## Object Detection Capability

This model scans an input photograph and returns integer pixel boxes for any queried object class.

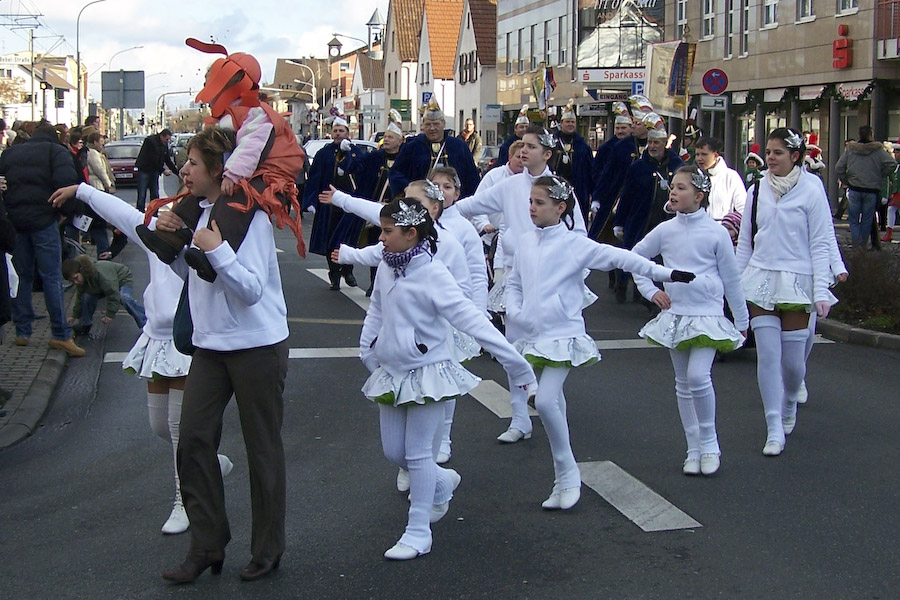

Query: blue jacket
[389,131,480,198]
[303,141,366,256]
[588,135,647,239]
[549,131,593,220]
[614,149,683,250]
[496,133,520,167]
[357,148,398,203]
[591,137,618,187]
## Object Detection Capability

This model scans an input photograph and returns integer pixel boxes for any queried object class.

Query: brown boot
[881,228,893,242]
[48,338,86,357]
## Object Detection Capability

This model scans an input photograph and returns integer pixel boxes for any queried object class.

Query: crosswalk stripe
[307,268,370,311]
[466,379,538,418]
[578,460,703,532]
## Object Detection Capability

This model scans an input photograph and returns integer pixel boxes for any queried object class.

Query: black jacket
[135,134,177,174]
[0,195,14,326]
[0,130,80,232]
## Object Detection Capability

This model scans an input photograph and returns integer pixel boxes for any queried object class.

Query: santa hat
[515,104,530,126]
[744,143,763,167]
[807,132,819,146]
[804,154,825,171]
[386,109,403,137]
[642,112,667,139]
[807,144,822,159]
[560,99,577,121]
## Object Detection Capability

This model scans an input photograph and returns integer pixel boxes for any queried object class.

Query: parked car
[478,145,500,175]
[303,139,378,166]
[103,140,143,187]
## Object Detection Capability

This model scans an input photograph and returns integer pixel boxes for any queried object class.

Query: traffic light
[39,81,53,91]
[139,111,145,126]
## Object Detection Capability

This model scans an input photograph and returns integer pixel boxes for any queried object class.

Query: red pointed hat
[186,38,262,118]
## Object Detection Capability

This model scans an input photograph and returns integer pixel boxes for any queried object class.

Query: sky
[0,0,389,111]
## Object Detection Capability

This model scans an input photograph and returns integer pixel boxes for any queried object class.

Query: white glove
[340,139,352,152]
[590,200,600,212]
[613,226,624,240]
[306,205,316,214]
[882,197,889,206]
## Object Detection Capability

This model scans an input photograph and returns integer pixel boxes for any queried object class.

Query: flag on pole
[533,64,556,109]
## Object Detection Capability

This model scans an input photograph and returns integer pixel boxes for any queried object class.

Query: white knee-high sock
[167,388,185,502]
[507,375,532,433]
[781,329,809,419]
[147,392,170,441]
[686,347,719,456]
[439,399,456,456]
[534,367,579,490]
[399,402,444,553]
[669,350,700,460]
[751,315,785,444]
[887,205,899,228]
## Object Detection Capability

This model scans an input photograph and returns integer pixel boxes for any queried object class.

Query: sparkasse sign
[577,68,645,84]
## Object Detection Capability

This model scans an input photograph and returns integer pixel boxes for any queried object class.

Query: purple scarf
[382,239,430,278]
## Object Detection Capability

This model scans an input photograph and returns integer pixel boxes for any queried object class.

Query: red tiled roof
[391,0,426,62]
[468,0,497,67]
[356,53,385,89]
[425,0,464,80]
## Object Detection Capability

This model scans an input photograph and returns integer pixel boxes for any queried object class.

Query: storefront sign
[798,85,825,101]
[732,91,748,104]
[838,81,869,100]
[700,95,728,112]
[763,88,786,103]
[586,90,628,101]
[578,68,645,84]
[577,103,610,117]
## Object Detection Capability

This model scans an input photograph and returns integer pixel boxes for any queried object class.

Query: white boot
[161,488,189,535]
[217,454,233,477]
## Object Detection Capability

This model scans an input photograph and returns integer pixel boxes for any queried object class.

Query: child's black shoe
[136,225,192,264]
[184,248,217,282]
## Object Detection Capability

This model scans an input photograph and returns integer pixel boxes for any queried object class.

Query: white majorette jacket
[506,222,674,341]
[330,190,472,299]
[76,183,182,341]
[450,166,587,269]
[438,207,489,314]
[706,156,747,220]
[359,252,533,386]
[735,170,835,303]
[170,200,288,351]
[632,208,750,330]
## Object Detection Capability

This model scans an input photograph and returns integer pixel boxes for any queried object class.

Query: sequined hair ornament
[690,168,712,193]
[423,179,444,203]
[391,200,428,227]
[538,128,557,148]
[784,130,804,150]
[547,177,573,202]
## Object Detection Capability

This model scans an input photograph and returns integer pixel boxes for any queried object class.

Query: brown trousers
[177,339,289,561]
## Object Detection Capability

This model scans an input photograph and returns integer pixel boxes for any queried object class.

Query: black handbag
[173,280,195,356]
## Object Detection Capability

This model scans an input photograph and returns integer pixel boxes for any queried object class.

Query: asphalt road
[1,190,899,599]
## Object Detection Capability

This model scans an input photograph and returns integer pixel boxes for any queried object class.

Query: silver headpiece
[784,130,804,150]
[691,168,712,193]
[391,200,428,227]
[424,179,444,203]
[538,128,556,149]
[547,177,573,201]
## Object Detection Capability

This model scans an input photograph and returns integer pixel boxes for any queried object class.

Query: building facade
[454,0,499,145]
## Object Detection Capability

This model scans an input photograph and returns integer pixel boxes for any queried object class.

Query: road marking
[466,379,538,417]
[287,317,365,325]
[578,460,702,532]
[307,268,370,311]
[288,347,358,359]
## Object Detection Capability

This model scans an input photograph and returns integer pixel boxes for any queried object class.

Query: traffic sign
[422,91,433,105]
[702,69,728,96]
[631,81,645,96]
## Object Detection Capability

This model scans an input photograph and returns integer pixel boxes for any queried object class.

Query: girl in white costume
[506,176,687,509]
[49,183,232,535]
[735,128,838,456]
[361,197,536,560]
[631,166,748,476]
[450,126,589,444]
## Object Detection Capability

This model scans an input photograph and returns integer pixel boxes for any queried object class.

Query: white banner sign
[578,68,645,84]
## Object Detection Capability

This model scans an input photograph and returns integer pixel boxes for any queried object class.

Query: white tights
[534,366,580,491]
[751,315,809,445]
[668,347,719,458]
[147,388,184,502]
[887,205,899,228]
[379,401,457,553]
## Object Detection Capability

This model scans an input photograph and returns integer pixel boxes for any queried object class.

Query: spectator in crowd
[62,254,146,335]
[496,104,530,167]
[0,122,84,356]
[835,125,897,250]
[458,118,483,163]
[693,136,745,219]
[135,128,177,212]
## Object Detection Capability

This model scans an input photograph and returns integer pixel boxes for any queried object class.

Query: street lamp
[108,45,143,71]
[76,0,110,126]
[286,59,318,106]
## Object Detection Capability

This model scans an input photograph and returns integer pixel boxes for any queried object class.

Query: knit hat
[721,211,741,235]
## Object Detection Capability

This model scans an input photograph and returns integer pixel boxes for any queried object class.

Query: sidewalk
[0,290,76,449]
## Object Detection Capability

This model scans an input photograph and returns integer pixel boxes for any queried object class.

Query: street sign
[422,91,433,105]
[390,98,412,120]
[363,105,381,113]
[699,94,728,112]
[100,70,145,109]
[701,69,728,96]
[577,102,609,117]
[483,103,502,124]
[631,81,645,96]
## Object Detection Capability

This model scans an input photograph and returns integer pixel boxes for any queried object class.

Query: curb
[817,318,900,351]
[0,348,68,450]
